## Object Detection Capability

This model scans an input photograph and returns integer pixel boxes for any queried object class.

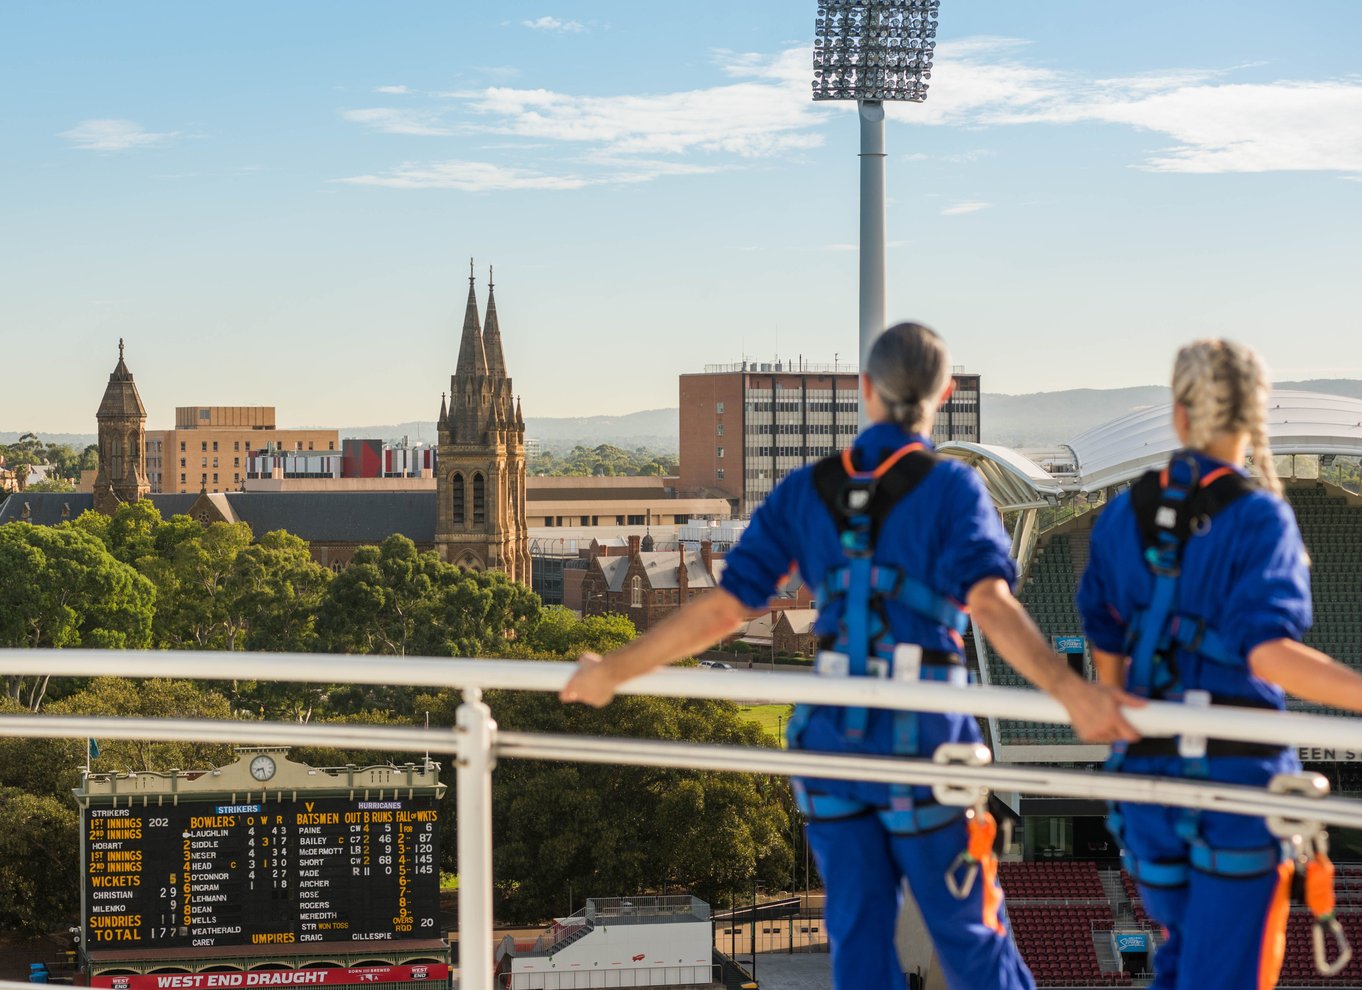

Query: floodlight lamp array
[812,0,940,103]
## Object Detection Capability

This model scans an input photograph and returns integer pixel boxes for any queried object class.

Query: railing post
[457,687,496,990]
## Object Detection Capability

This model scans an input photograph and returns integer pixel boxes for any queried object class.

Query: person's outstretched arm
[560,588,750,707]
[1251,639,1362,713]
[968,577,1142,743]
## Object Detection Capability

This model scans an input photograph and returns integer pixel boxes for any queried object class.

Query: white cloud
[375,85,412,95]
[940,201,990,216]
[522,16,584,33]
[343,108,452,136]
[463,48,829,158]
[339,160,589,191]
[893,35,1362,177]
[60,118,177,151]
[337,157,720,191]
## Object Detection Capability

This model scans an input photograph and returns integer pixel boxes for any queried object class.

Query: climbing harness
[788,441,973,837]
[1268,773,1353,976]
[1108,452,1293,886]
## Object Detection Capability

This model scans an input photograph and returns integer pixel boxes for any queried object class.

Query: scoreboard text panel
[84,797,440,949]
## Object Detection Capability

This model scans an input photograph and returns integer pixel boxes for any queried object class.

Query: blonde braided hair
[1171,339,1281,496]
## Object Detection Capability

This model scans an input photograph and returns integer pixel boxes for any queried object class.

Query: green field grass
[736,703,795,745]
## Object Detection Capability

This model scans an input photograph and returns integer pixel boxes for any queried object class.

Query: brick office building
[678,361,981,515]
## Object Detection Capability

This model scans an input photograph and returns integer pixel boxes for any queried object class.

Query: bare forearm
[1250,638,1362,712]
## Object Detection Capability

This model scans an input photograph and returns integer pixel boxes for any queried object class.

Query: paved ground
[736,953,832,990]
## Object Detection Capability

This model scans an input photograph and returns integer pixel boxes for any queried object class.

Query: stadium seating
[999,861,1131,986]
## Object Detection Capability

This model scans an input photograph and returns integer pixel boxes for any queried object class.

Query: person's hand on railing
[560,652,619,707]
[1053,678,1143,744]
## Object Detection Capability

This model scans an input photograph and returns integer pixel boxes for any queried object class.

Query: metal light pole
[813,1,941,423]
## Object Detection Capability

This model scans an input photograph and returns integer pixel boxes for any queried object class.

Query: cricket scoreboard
[84,796,440,949]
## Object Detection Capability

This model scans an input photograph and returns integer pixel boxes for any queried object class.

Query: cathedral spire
[483,265,507,381]
[438,391,448,427]
[455,258,488,379]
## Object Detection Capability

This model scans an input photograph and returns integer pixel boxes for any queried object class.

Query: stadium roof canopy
[1066,390,1362,492]
[938,442,1063,512]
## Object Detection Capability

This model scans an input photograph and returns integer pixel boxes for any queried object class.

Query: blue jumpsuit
[721,422,1035,990]
[1077,451,1311,990]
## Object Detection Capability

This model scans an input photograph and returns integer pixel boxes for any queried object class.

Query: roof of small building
[775,608,818,635]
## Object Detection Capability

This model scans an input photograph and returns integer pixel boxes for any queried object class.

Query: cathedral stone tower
[435,263,530,581]
[93,339,151,515]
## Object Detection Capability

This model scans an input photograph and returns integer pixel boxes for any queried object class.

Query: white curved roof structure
[1068,390,1362,492]
[938,442,1063,512]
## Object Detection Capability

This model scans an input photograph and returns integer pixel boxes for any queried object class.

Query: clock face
[250,755,276,781]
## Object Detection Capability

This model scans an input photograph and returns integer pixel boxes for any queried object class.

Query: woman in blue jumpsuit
[565,322,1137,990]
[1077,338,1362,990]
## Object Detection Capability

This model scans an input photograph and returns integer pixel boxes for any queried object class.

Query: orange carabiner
[1306,851,1336,919]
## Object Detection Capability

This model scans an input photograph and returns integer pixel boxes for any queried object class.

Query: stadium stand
[999,861,1362,986]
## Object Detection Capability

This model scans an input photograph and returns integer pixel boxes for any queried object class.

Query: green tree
[0,523,156,709]
[0,786,80,933]
[318,535,541,660]
[51,677,234,773]
[525,606,635,657]
[421,681,793,923]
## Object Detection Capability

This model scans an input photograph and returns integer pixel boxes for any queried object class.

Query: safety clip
[945,805,997,901]
[1268,773,1352,976]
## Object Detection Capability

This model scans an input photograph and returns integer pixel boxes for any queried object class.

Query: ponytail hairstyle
[864,322,952,434]
[1171,338,1281,496]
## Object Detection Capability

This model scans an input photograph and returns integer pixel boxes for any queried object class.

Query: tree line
[0,502,794,933]
[0,433,98,493]
[529,443,678,478]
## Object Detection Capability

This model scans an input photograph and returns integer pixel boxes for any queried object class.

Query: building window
[233,457,240,467]
[630,576,643,608]
[616,515,625,526]
[213,473,218,483]
[716,423,724,436]
[716,402,725,414]
[717,468,726,479]
[212,441,218,452]
[627,515,645,526]
[180,473,186,484]
[179,458,186,468]
[580,516,589,526]
[179,441,185,452]
[295,442,303,451]
[201,457,207,468]
[328,442,335,450]
[234,441,240,451]
[308,441,314,450]
[717,447,725,458]
[199,409,210,421]
[451,472,465,524]
[201,442,207,452]
[212,457,219,468]
[473,473,486,525]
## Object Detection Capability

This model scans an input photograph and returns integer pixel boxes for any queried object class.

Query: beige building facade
[147,406,339,494]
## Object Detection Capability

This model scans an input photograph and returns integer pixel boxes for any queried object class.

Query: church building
[435,265,530,579]
[1,265,531,585]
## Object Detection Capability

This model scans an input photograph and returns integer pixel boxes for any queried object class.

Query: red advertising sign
[91,965,449,990]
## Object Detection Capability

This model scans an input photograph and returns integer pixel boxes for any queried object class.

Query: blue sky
[4,1,1361,433]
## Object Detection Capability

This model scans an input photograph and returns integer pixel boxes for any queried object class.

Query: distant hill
[337,408,679,455]
[0,432,97,448]
[13,382,1362,456]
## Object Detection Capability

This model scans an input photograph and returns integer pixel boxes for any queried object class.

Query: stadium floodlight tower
[813,0,940,423]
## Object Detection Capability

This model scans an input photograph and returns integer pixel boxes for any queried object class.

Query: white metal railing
[4,649,1362,989]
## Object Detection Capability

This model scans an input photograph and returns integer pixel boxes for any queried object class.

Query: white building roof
[937,442,1063,512]
[1067,390,1362,492]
